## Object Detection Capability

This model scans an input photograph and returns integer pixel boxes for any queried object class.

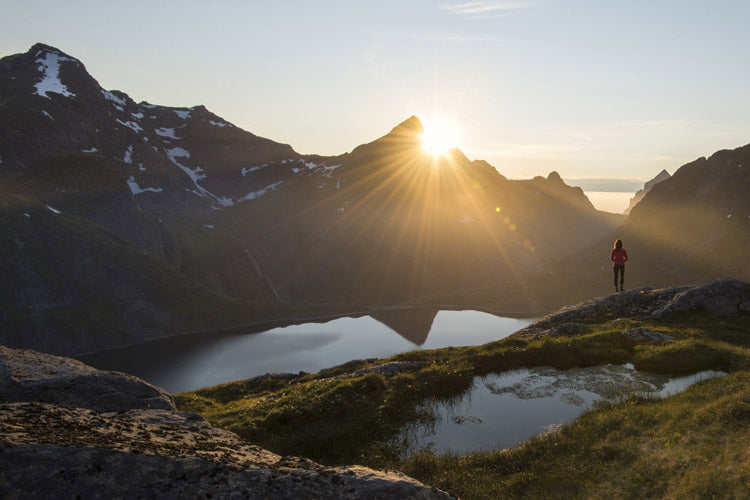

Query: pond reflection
[370,308,439,345]
[396,364,724,456]
[79,309,533,393]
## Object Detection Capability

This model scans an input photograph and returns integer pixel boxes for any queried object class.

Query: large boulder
[0,346,453,499]
[650,278,750,318]
[0,345,174,411]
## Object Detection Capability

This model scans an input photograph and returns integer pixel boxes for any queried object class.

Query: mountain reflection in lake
[396,364,724,456]
[79,309,533,393]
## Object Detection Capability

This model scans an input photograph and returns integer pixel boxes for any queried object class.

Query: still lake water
[79,309,534,393]
[397,365,725,455]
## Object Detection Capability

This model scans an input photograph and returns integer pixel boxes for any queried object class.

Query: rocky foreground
[515,277,750,338]
[0,346,453,499]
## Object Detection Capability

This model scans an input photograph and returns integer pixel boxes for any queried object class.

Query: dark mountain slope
[220,116,622,306]
[0,44,305,354]
[619,144,750,282]
[1,43,623,354]
[548,143,750,305]
[0,186,264,356]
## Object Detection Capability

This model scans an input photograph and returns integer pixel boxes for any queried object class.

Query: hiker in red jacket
[610,239,628,292]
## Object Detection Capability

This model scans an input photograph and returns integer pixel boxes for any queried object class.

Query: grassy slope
[175,311,750,499]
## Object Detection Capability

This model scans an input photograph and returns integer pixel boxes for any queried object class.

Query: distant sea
[584,191,634,214]
[563,178,642,215]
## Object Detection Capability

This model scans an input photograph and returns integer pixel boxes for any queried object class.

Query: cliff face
[0,346,453,499]
[623,169,670,215]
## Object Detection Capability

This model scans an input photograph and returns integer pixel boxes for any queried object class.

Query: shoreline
[75,303,543,360]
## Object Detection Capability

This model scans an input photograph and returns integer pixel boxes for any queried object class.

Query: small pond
[396,364,725,456]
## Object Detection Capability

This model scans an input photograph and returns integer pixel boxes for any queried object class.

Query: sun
[420,118,460,157]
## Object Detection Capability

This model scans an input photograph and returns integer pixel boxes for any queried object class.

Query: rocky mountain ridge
[3,43,748,358]
[0,43,626,356]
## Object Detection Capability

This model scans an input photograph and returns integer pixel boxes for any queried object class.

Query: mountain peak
[624,168,672,215]
[547,171,563,182]
[29,43,72,58]
[349,116,425,156]
[394,115,424,134]
[381,115,424,144]
[27,43,83,69]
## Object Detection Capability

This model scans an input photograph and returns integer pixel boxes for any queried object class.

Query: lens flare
[420,119,459,157]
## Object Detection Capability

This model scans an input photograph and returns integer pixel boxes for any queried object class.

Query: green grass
[398,372,750,499]
[175,311,750,498]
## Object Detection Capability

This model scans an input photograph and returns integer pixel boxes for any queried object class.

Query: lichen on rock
[0,346,454,499]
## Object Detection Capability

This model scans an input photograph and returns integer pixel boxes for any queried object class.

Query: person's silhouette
[610,239,628,292]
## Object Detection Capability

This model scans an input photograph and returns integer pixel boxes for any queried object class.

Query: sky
[3,0,750,188]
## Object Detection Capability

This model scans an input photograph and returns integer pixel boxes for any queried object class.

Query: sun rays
[420,118,460,158]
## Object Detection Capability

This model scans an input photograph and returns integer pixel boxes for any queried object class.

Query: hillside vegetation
[176,281,750,499]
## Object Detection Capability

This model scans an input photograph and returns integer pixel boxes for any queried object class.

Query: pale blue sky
[3,0,750,182]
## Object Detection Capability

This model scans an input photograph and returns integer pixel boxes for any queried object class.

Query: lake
[79,309,534,393]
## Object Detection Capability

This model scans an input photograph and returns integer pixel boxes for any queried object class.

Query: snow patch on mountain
[116,119,143,133]
[102,90,127,107]
[123,146,133,164]
[173,109,191,119]
[81,147,98,153]
[241,165,265,176]
[42,110,53,120]
[35,51,76,99]
[166,147,232,208]
[46,205,61,214]
[208,119,229,127]
[321,164,341,177]
[155,127,180,140]
[101,90,128,111]
[127,176,163,195]
[131,111,144,120]
[238,181,283,202]
[167,148,198,178]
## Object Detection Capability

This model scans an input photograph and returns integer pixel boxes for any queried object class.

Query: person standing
[610,240,628,292]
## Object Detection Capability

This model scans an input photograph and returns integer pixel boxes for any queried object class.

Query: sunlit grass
[175,310,750,499]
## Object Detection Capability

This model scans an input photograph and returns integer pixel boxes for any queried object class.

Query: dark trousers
[613,264,625,288]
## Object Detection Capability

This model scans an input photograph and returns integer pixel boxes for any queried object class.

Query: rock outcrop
[0,346,174,412]
[517,278,750,338]
[0,347,453,499]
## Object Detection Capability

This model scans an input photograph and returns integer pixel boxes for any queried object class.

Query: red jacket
[611,248,628,265]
